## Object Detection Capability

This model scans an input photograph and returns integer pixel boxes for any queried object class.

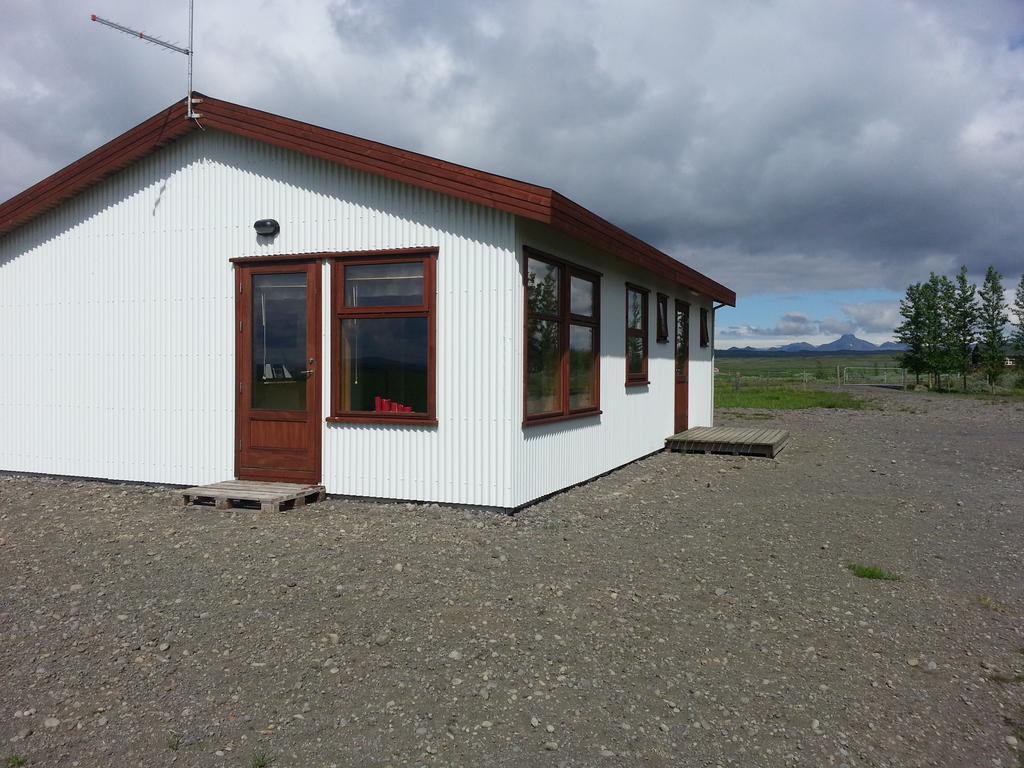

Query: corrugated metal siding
[0,136,235,485]
[688,307,716,429]
[318,197,520,508]
[512,220,716,508]
[0,130,519,506]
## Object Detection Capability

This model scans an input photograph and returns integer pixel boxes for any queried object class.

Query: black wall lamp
[253,218,280,236]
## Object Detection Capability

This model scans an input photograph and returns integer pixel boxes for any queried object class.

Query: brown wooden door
[235,261,321,484]
[674,300,690,434]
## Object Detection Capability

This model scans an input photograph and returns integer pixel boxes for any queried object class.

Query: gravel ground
[1,388,1022,768]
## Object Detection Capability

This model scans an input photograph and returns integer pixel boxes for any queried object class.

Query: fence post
[734,372,741,391]
[836,365,841,389]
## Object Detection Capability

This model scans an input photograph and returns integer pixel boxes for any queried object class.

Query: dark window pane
[627,289,645,330]
[656,295,668,341]
[568,325,595,410]
[676,305,690,376]
[700,307,710,347]
[526,318,561,414]
[341,317,428,413]
[570,275,594,317]
[345,262,424,307]
[527,258,560,316]
[251,272,307,411]
[626,335,645,376]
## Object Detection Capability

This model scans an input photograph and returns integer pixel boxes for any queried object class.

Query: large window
[330,249,437,425]
[524,249,600,424]
[625,284,649,385]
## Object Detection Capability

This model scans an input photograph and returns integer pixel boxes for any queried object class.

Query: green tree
[1010,274,1024,387]
[946,266,978,391]
[976,266,1008,389]
[1011,274,1024,360]
[895,282,927,384]
[919,273,953,388]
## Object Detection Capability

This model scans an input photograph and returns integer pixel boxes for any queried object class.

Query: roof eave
[0,94,735,306]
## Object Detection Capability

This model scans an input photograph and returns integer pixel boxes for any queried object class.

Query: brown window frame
[328,247,438,427]
[625,283,650,386]
[656,293,669,343]
[523,247,602,427]
[699,307,710,348]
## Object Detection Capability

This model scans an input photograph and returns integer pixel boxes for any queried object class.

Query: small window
[344,262,424,308]
[656,293,669,343]
[524,249,601,424]
[570,275,595,317]
[625,284,649,385]
[699,307,710,348]
[330,250,437,424]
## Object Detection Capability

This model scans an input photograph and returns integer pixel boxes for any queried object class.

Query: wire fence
[842,367,906,387]
[714,369,836,390]
[716,365,1024,393]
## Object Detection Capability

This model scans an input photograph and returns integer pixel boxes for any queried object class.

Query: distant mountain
[776,341,817,352]
[721,334,907,355]
[816,333,879,352]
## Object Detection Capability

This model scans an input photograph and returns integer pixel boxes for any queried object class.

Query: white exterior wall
[0,130,521,507]
[511,220,715,508]
[0,128,721,510]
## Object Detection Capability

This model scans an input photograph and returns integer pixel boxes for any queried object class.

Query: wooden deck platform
[180,480,326,513]
[665,426,790,458]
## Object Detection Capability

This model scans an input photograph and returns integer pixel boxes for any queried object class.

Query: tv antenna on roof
[91,0,201,120]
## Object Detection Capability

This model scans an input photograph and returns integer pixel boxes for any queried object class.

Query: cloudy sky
[3,0,1023,346]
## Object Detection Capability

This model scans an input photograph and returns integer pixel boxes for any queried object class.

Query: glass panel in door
[675,304,690,376]
[251,272,308,411]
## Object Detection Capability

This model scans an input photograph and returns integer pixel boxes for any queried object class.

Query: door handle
[298,358,317,377]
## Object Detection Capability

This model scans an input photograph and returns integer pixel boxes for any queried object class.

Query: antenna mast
[91,1,201,120]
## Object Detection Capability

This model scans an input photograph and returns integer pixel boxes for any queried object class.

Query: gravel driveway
[1,388,1022,767]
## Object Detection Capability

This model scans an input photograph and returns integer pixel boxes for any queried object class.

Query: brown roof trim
[0,94,735,305]
[549,192,733,304]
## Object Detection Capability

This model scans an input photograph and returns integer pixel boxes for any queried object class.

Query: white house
[0,94,735,511]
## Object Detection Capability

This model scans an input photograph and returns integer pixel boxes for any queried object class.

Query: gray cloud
[722,301,900,340]
[725,312,819,338]
[2,0,1024,299]
[840,301,902,334]
[819,317,858,336]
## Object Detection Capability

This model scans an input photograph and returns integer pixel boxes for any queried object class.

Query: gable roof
[0,94,735,305]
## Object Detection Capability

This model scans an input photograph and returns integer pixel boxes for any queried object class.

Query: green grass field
[713,351,1023,408]
[716,352,902,380]
[714,353,896,408]
[715,386,866,410]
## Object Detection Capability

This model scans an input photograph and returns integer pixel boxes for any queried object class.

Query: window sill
[625,380,650,387]
[326,416,438,427]
[523,409,601,428]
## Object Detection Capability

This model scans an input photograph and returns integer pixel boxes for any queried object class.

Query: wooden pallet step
[181,481,326,512]
[183,481,309,494]
[665,426,790,459]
